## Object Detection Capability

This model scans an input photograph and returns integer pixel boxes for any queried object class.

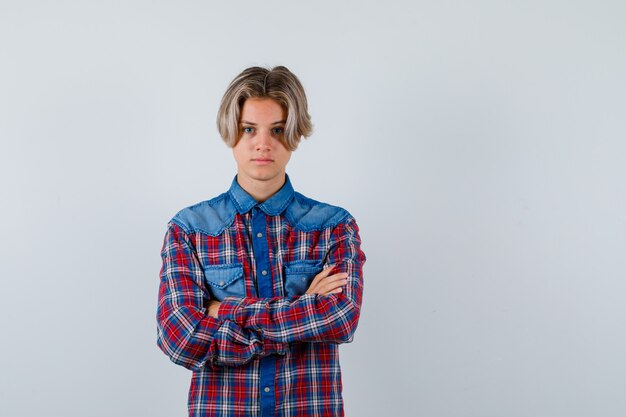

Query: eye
[271,127,284,135]
[242,126,254,134]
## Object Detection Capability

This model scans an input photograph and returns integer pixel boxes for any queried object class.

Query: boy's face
[233,98,292,185]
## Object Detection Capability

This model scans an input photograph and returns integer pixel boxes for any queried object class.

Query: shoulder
[170,192,236,236]
[286,191,353,231]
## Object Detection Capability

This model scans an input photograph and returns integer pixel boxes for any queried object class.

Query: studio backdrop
[1,1,625,416]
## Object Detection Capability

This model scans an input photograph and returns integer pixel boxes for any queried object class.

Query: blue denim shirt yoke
[171,174,351,236]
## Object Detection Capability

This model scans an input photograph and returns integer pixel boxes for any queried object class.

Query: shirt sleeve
[217,216,366,344]
[156,221,288,371]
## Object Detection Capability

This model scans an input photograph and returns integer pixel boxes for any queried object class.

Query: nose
[255,130,272,150]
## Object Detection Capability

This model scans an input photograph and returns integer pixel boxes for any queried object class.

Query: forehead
[240,98,286,122]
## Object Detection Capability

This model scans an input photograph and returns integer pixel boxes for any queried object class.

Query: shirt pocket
[203,263,245,301]
[283,260,323,298]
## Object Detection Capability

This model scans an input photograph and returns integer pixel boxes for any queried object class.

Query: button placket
[251,206,277,416]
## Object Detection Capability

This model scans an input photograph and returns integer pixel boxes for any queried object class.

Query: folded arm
[217,217,366,344]
[156,222,287,371]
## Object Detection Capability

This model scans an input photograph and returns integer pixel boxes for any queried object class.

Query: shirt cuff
[218,296,242,321]
[263,339,288,356]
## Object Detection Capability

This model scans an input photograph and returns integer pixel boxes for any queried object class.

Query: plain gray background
[1,1,625,416]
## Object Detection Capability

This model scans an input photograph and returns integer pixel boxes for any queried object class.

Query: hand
[306,266,348,296]
[207,299,221,318]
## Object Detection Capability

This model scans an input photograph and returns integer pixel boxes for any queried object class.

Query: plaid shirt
[157,175,366,417]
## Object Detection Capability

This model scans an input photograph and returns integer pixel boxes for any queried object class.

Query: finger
[318,286,344,296]
[308,265,336,288]
[318,278,348,294]
[318,264,336,278]
[319,272,349,284]
[309,272,348,293]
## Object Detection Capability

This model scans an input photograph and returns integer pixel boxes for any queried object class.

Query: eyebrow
[240,120,286,125]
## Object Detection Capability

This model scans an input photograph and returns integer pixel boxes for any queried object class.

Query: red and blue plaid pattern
[157,177,365,417]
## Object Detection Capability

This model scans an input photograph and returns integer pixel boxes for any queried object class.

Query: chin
[251,169,284,181]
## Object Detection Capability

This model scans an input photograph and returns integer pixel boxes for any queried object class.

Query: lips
[252,158,274,165]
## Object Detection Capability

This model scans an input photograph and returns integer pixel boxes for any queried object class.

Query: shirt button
[261,270,268,276]
[264,387,271,393]
[219,281,225,286]
[257,232,263,238]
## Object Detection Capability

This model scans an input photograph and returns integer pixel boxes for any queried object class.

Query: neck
[237,173,286,203]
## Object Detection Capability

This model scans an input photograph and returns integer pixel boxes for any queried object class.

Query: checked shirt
[157,175,366,417]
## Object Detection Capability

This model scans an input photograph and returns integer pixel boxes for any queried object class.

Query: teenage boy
[157,66,366,417]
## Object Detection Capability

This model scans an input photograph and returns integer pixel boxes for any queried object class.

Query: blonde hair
[217,66,313,151]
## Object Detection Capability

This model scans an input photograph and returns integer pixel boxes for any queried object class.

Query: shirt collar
[228,174,295,216]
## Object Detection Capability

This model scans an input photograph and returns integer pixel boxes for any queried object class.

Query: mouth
[251,158,274,166]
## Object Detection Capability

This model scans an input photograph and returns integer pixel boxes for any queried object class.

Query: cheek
[279,150,292,164]
[274,141,291,157]
[232,145,246,164]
